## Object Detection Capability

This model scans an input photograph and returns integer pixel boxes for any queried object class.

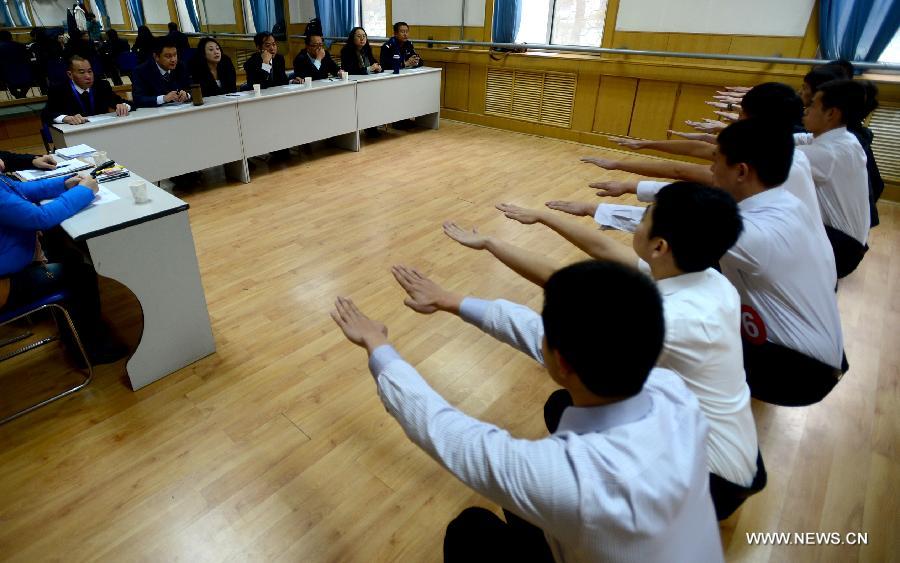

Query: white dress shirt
[637,261,758,486]
[635,181,843,368]
[369,298,723,563]
[795,127,870,245]
[54,83,131,123]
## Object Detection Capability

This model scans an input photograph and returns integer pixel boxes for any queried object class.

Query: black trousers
[743,339,846,407]
[444,507,554,563]
[824,225,868,279]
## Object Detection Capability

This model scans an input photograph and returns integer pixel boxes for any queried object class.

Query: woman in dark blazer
[340,27,382,75]
[190,37,237,97]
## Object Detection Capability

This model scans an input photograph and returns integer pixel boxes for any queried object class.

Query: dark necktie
[163,71,172,83]
[80,90,91,112]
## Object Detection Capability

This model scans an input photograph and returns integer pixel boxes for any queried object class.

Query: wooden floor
[0,120,897,562]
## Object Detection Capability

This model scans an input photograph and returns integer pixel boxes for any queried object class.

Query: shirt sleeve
[0,183,94,230]
[793,132,815,146]
[636,180,668,203]
[467,299,545,365]
[54,115,67,124]
[796,144,835,184]
[371,350,583,535]
[261,62,273,73]
[16,176,67,202]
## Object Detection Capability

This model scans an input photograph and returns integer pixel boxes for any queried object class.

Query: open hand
[32,155,58,169]
[330,296,388,351]
[443,221,489,250]
[391,265,461,315]
[607,136,648,150]
[545,200,597,217]
[685,119,727,132]
[63,114,87,125]
[713,110,739,121]
[580,156,621,170]
[496,202,544,225]
[588,180,637,197]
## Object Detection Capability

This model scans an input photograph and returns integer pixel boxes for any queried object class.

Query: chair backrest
[115,51,138,73]
[1,61,34,88]
[0,292,69,325]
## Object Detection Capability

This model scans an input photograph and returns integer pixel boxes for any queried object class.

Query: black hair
[193,36,222,66]
[818,79,869,126]
[858,79,879,120]
[542,261,664,399]
[0,30,12,42]
[153,36,179,55]
[825,59,854,79]
[304,18,323,41]
[168,22,179,32]
[649,182,743,273]
[393,21,409,33]
[67,53,89,68]
[803,66,844,95]
[717,119,794,188]
[253,31,274,48]
[741,82,804,131]
[135,25,154,46]
[106,28,119,41]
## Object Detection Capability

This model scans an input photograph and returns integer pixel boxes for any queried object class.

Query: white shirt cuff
[156,95,165,105]
[368,344,403,379]
[54,115,67,124]
[459,297,490,327]
[261,62,272,72]
[636,181,668,203]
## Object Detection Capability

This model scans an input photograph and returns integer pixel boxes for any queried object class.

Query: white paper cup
[93,151,108,166]
[129,181,149,204]
[305,77,313,88]
[253,83,262,95]
[341,71,349,82]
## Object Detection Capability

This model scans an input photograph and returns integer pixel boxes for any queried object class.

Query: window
[516,0,607,47]
[878,29,900,64]
[359,0,386,36]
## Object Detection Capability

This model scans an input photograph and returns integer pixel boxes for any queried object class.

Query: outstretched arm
[608,136,716,160]
[581,156,714,185]
[495,204,636,266]
[443,221,559,287]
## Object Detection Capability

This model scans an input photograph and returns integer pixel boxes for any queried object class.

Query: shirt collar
[71,81,87,94]
[813,126,848,144]
[654,269,711,297]
[156,63,170,75]
[556,389,653,435]
[738,186,787,212]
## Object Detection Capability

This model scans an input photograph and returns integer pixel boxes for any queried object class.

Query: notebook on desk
[13,159,93,181]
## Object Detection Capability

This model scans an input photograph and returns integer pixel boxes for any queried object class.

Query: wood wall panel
[628,80,679,139]
[442,63,470,111]
[592,76,637,135]
[670,83,720,134]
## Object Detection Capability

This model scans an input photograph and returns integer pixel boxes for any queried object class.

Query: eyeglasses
[308,43,324,48]
[262,41,277,47]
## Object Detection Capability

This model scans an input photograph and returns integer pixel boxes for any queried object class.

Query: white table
[51,96,248,184]
[237,81,360,157]
[353,67,441,130]
[60,175,215,390]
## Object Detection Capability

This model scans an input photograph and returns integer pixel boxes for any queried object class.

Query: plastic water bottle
[392,53,401,74]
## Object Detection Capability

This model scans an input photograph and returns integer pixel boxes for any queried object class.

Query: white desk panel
[354,68,441,130]
[51,97,246,184]
[61,175,215,390]
[237,81,360,158]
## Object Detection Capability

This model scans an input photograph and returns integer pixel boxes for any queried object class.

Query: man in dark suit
[167,22,190,54]
[243,32,294,89]
[0,30,33,98]
[130,37,191,108]
[293,32,339,81]
[42,55,131,125]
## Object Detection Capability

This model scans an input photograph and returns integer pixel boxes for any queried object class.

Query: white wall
[392,0,484,27]
[288,0,315,24]
[197,0,235,24]
[104,0,124,25]
[142,0,170,24]
[615,0,815,37]
[29,0,70,27]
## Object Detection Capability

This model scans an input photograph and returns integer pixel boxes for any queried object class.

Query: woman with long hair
[340,27,381,75]
[190,37,237,96]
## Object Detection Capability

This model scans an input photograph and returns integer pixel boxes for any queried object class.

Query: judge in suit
[292,32,339,81]
[130,37,192,108]
[41,55,131,125]
[243,32,294,89]
[190,37,237,97]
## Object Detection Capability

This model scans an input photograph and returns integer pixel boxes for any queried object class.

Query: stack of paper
[14,159,93,182]
[55,144,96,158]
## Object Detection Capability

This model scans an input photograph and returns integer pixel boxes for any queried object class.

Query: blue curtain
[13,0,30,25]
[126,0,144,28]
[313,0,353,40]
[0,2,13,27]
[92,0,108,25]
[249,0,276,33]
[820,0,900,62]
[184,0,200,32]
[492,0,521,43]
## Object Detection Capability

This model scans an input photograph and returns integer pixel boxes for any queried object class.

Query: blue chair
[1,61,34,98]
[0,291,92,425]
[115,51,138,76]
[40,123,54,153]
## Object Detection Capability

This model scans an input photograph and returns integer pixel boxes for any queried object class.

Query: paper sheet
[15,159,93,181]
[593,204,646,233]
[90,186,120,206]
[86,115,117,123]
[55,144,96,158]
[225,92,252,97]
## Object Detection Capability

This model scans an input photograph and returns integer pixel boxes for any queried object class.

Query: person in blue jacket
[0,162,126,365]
